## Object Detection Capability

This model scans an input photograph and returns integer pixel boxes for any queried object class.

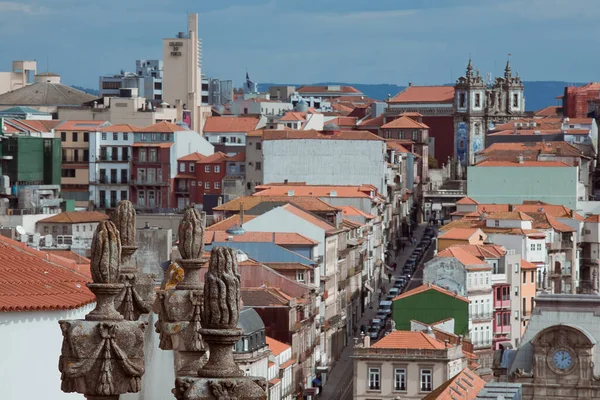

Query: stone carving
[179,207,205,260]
[203,247,242,329]
[171,246,267,399]
[155,208,209,376]
[91,221,121,284]
[112,200,153,321]
[59,221,147,399]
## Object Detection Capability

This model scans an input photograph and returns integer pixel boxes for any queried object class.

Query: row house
[202,115,265,153]
[89,124,136,209]
[385,140,417,242]
[266,337,295,400]
[129,121,213,211]
[174,151,245,213]
[56,120,111,207]
[581,215,600,293]
[241,287,320,400]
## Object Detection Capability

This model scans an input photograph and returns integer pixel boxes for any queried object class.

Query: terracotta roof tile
[204,116,260,132]
[297,85,361,94]
[266,336,291,356]
[534,106,562,117]
[213,196,339,213]
[325,116,357,128]
[204,231,317,246]
[422,368,485,400]
[438,228,484,240]
[131,142,174,148]
[241,287,292,307]
[280,111,308,122]
[100,124,140,132]
[585,214,600,223]
[0,235,94,312]
[392,283,469,303]
[178,152,208,161]
[138,121,185,133]
[486,211,533,221]
[478,141,585,160]
[521,259,538,270]
[282,204,335,232]
[358,114,385,128]
[389,86,455,103]
[207,215,257,231]
[456,196,479,205]
[338,205,375,219]
[264,262,313,271]
[55,120,110,131]
[437,247,492,268]
[371,330,447,350]
[381,115,429,129]
[254,183,377,198]
[38,211,109,224]
[385,140,412,153]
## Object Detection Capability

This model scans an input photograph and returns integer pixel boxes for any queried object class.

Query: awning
[365,282,374,292]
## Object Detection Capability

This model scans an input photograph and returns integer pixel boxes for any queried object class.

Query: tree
[428,155,438,169]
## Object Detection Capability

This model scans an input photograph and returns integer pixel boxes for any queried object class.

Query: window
[475,93,481,108]
[513,93,519,108]
[394,368,406,391]
[214,182,220,189]
[191,181,195,186]
[514,263,519,273]
[120,190,127,201]
[412,130,418,141]
[122,147,128,160]
[84,132,89,142]
[531,271,535,283]
[205,182,210,189]
[189,164,195,172]
[139,149,147,162]
[514,286,519,296]
[296,270,305,283]
[256,142,262,150]
[530,244,535,251]
[61,132,66,142]
[523,271,527,284]
[121,169,127,184]
[205,165,210,173]
[113,133,118,140]
[102,132,107,140]
[368,368,380,390]
[62,226,68,234]
[179,163,185,172]
[197,181,202,186]
[83,149,89,162]
[459,92,466,108]
[214,165,220,173]
[536,243,542,251]
[420,369,432,392]
[124,132,128,141]
[72,132,78,142]
[523,297,527,315]
[149,148,157,162]
[255,162,262,171]
[43,226,49,234]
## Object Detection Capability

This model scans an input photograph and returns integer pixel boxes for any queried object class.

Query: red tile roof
[338,205,375,219]
[381,116,429,129]
[371,330,446,350]
[55,120,110,131]
[280,112,308,122]
[475,160,570,167]
[478,141,585,160]
[385,140,412,153]
[198,152,228,164]
[486,211,533,221]
[208,215,257,231]
[204,116,260,132]
[534,106,562,118]
[456,196,479,205]
[213,196,340,213]
[254,183,377,198]
[131,142,174,148]
[521,259,538,270]
[204,231,317,246]
[261,129,383,141]
[0,235,94,312]
[325,116,358,128]
[585,214,600,223]
[178,152,208,161]
[437,247,492,269]
[358,114,385,128]
[265,336,292,356]
[100,124,140,132]
[139,121,185,133]
[389,86,455,103]
[393,283,469,303]
[282,204,336,231]
[241,287,293,307]
[438,227,484,240]
[422,368,485,400]
[38,211,109,224]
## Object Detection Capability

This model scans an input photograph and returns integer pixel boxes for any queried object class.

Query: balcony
[38,198,62,207]
[92,177,129,185]
[472,340,493,350]
[471,312,493,322]
[98,155,129,163]
[175,186,190,193]
[62,158,88,164]
[131,178,169,186]
[132,157,167,165]
[494,299,510,309]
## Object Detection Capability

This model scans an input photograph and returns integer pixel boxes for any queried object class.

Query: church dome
[295,98,309,112]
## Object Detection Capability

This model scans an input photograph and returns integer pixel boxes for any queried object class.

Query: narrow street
[318,223,434,399]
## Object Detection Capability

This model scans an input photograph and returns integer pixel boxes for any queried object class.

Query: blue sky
[0,0,597,88]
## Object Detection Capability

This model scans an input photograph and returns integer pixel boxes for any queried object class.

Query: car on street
[367,326,379,340]
[388,287,400,297]
[378,300,393,317]
[376,311,388,321]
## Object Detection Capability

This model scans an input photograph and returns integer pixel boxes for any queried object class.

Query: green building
[392,283,469,335]
[0,135,61,186]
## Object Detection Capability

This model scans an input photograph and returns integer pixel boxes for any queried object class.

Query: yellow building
[437,228,487,252]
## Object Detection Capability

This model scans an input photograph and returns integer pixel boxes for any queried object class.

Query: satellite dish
[16,226,25,235]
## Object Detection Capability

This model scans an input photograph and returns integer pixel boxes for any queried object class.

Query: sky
[0,0,598,89]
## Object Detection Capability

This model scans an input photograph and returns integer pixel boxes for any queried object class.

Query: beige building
[353,330,467,399]
[56,120,111,207]
[162,13,204,134]
[0,60,36,95]
[58,96,178,126]
[36,211,109,246]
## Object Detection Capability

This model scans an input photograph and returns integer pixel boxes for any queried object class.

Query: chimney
[240,204,245,225]
[284,179,288,184]
[508,204,514,212]
[570,209,575,218]
[363,335,371,348]
[518,154,524,164]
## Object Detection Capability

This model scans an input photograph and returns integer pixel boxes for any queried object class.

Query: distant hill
[72,85,99,96]
[258,81,587,112]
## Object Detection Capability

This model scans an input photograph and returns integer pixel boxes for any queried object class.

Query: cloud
[0,1,51,14]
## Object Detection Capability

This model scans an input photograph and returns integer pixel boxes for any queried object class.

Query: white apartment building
[89,124,136,208]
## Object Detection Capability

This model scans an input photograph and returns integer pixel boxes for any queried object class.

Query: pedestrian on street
[413,237,417,246]
[401,241,405,251]
[392,262,397,271]
[388,272,392,283]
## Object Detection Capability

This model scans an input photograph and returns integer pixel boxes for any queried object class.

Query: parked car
[385,294,395,301]
[388,287,400,297]
[376,311,388,321]
[378,300,393,316]
[367,326,379,340]
[371,318,383,330]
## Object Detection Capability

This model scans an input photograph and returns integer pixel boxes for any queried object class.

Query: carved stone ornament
[178,207,205,260]
[171,246,267,399]
[111,200,152,320]
[59,220,147,399]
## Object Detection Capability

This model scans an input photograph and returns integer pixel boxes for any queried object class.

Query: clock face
[552,349,574,370]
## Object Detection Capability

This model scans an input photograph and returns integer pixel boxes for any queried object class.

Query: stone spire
[504,58,512,79]
[58,220,147,400]
[466,58,474,79]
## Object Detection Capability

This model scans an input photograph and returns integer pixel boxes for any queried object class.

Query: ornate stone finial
[202,247,241,330]
[112,200,136,247]
[91,221,121,284]
[178,207,205,260]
